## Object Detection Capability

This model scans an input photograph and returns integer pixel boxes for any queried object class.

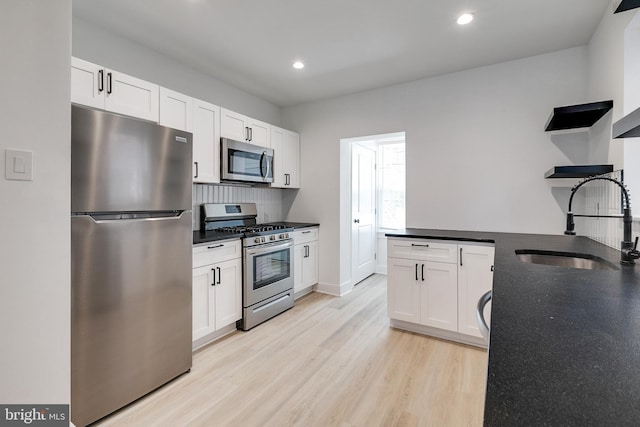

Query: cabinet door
[387,258,421,323]
[104,69,159,122]
[458,244,495,338]
[220,108,248,141]
[192,99,221,184]
[192,265,216,341]
[293,243,305,293]
[247,117,270,148]
[71,57,104,109]
[214,258,243,329]
[284,130,300,188]
[159,87,192,132]
[302,241,319,288]
[270,126,286,188]
[420,261,458,331]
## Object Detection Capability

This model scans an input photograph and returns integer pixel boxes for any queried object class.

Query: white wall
[0,0,71,404]
[283,47,589,289]
[72,17,282,126]
[582,6,640,246]
[586,2,635,168]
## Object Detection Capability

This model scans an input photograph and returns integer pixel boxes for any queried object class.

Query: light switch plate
[5,149,33,181]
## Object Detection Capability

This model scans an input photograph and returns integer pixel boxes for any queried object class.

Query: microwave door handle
[265,153,271,180]
[260,151,270,180]
[259,152,266,178]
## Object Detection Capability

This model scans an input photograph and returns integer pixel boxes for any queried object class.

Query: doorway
[342,132,406,288]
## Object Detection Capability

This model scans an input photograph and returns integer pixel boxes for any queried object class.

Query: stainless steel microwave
[221,138,274,184]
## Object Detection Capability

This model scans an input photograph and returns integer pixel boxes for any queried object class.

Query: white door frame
[338,132,405,295]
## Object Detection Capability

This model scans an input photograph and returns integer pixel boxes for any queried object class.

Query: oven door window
[253,248,291,290]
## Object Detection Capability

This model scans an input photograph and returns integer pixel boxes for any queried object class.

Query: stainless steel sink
[515,249,618,271]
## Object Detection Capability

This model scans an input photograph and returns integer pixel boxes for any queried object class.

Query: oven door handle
[245,239,294,256]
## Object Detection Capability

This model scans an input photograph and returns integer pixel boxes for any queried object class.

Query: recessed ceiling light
[457,13,474,25]
[293,61,305,69]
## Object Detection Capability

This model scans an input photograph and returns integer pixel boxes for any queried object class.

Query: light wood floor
[96,274,487,427]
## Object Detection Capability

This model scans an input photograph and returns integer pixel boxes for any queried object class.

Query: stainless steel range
[201,203,294,330]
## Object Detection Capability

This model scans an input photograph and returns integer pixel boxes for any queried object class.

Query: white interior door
[352,144,377,285]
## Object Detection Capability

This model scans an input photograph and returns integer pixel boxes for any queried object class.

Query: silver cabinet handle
[411,243,429,247]
[476,290,492,339]
[460,248,463,266]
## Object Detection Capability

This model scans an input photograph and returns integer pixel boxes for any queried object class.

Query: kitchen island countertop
[386,228,640,425]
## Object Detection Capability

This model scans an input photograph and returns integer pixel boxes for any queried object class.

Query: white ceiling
[72,0,611,107]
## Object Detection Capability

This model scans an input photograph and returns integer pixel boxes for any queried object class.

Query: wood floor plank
[95,274,487,427]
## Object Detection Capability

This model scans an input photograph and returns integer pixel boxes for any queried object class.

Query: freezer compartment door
[71,212,192,427]
[71,105,192,213]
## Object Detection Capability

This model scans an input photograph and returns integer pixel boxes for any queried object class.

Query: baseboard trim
[192,323,238,352]
[315,280,354,297]
[389,319,488,349]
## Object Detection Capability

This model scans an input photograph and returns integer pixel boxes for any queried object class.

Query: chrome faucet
[564,175,640,265]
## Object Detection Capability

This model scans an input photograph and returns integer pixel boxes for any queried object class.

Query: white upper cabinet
[271,126,300,188]
[71,57,104,109]
[71,57,159,122]
[192,99,221,184]
[159,87,192,132]
[220,107,270,147]
[160,88,220,184]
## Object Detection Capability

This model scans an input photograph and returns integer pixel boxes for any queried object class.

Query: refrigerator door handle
[78,211,187,223]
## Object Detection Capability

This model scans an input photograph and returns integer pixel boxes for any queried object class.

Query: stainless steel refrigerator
[71,105,193,426]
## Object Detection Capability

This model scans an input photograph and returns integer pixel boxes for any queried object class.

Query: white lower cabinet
[192,240,242,344]
[387,237,494,347]
[458,244,495,338]
[293,227,319,294]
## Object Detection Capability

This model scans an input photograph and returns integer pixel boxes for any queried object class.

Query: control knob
[254,238,261,243]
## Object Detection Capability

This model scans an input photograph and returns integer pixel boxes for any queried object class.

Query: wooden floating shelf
[615,0,640,13]
[544,165,614,179]
[612,106,640,138]
[545,100,613,132]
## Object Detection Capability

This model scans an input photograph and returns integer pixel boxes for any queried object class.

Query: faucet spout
[564,175,636,265]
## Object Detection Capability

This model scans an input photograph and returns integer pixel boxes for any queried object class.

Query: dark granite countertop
[386,228,640,426]
[193,230,242,245]
[193,223,319,245]
[265,222,320,229]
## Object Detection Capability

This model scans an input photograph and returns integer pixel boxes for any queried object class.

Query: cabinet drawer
[387,238,458,264]
[293,227,318,244]
[193,239,242,268]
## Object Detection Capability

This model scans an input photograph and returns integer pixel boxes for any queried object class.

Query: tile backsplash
[579,170,640,250]
[192,183,285,230]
